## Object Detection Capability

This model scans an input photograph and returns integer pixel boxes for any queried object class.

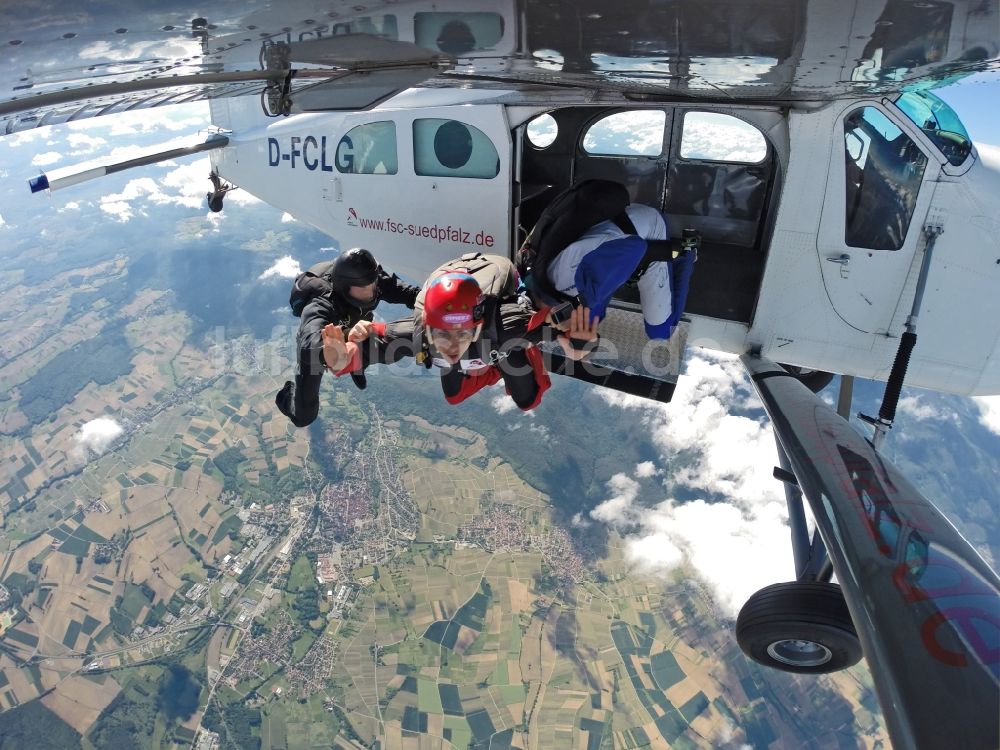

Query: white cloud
[58,201,82,212]
[635,461,659,478]
[582,109,664,155]
[67,132,107,155]
[624,498,792,617]
[591,473,641,525]
[589,352,792,617]
[88,107,207,137]
[281,212,297,223]
[223,187,262,207]
[259,256,302,280]
[3,128,50,147]
[974,396,1000,436]
[491,393,517,415]
[74,417,124,457]
[897,395,947,422]
[99,177,161,221]
[97,157,218,221]
[78,39,202,66]
[32,151,63,167]
[0,214,5,227]
[158,158,214,209]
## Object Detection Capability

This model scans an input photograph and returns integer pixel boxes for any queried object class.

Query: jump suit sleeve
[377,269,420,308]
[332,316,418,374]
[573,235,647,322]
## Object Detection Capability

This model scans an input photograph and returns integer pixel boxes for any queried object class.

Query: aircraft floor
[614,241,764,324]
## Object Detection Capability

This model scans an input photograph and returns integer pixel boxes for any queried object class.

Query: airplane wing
[4,0,999,135]
[0,1,451,135]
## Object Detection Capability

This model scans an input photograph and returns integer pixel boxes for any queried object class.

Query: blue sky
[935,72,1000,146]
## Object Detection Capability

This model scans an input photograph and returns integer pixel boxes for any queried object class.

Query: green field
[416,678,444,713]
[5,628,38,647]
[211,514,242,545]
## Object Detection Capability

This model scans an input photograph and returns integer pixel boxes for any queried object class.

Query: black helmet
[331,248,380,308]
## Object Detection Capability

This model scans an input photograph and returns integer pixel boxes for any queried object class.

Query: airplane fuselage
[210,89,1000,397]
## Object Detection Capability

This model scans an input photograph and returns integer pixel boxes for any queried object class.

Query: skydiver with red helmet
[323,253,598,410]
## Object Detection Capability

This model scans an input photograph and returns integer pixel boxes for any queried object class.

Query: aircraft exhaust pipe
[28,134,229,194]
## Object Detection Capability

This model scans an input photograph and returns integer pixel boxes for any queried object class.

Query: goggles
[427,327,477,346]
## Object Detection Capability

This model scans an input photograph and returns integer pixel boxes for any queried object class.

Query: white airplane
[5,2,999,748]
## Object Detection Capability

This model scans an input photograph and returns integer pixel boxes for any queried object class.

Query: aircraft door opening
[518,106,779,326]
[665,110,775,323]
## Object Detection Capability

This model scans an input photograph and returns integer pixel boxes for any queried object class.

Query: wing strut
[28,134,229,194]
[860,223,944,449]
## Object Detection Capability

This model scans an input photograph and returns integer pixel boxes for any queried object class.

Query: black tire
[780,365,835,394]
[736,582,862,674]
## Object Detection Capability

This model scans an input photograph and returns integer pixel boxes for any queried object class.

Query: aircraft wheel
[779,365,835,393]
[735,582,862,674]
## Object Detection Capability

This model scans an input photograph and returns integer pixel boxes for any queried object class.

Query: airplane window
[413,119,500,179]
[582,110,665,157]
[330,15,398,40]
[335,121,397,175]
[895,90,972,167]
[414,12,504,54]
[680,112,767,163]
[526,114,557,149]
[844,107,927,251]
[434,121,473,169]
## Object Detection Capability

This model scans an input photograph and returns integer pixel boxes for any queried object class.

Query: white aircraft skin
[208,88,1000,396]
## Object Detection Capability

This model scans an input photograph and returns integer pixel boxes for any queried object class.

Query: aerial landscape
[1,54,999,750]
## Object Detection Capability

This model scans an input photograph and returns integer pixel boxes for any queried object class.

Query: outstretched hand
[557,306,600,361]
[322,324,349,371]
[347,320,376,343]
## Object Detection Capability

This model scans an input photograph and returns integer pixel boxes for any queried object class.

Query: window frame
[842,104,929,252]
[335,120,398,176]
[677,110,769,165]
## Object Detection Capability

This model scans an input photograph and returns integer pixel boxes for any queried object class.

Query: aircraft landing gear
[735,582,862,674]
[736,359,858,675]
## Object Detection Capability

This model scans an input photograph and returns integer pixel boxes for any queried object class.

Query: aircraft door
[817,103,939,334]
[326,107,510,284]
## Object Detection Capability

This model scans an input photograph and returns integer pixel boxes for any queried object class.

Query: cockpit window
[843,107,928,251]
[895,90,972,166]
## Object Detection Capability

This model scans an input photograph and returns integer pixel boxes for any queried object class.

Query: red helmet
[423,272,483,330]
